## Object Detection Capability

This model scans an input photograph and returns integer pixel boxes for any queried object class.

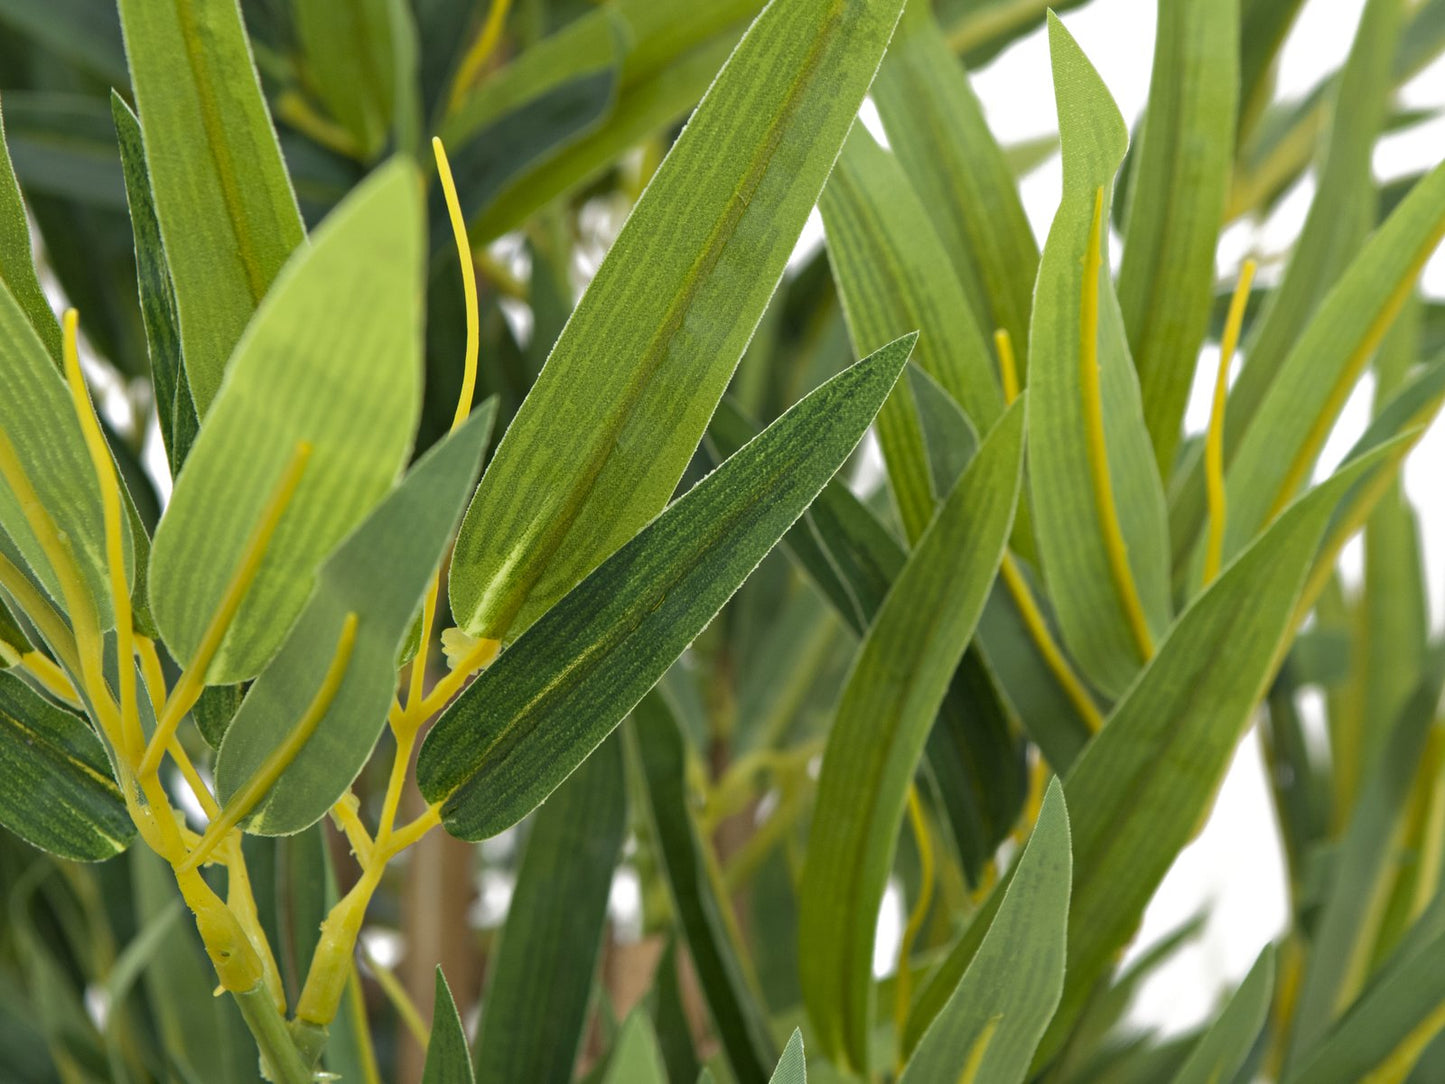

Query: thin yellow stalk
[999,555,1104,732]
[1203,259,1257,586]
[995,328,1021,404]
[141,441,313,776]
[1080,187,1153,661]
[446,0,514,112]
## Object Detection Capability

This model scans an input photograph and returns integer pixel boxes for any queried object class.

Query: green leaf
[603,1011,668,1084]
[116,0,306,413]
[900,779,1071,1084]
[1028,14,1171,698]
[654,939,702,1084]
[0,92,125,209]
[770,1031,806,1084]
[111,92,196,476]
[908,443,1396,1059]
[1116,0,1238,471]
[1170,945,1274,1084]
[0,671,133,861]
[0,279,132,630]
[0,97,63,362]
[1213,183,1445,577]
[423,968,475,1084]
[1285,645,1445,1067]
[871,0,1039,374]
[292,0,397,160]
[820,124,1001,542]
[422,334,915,840]
[149,158,424,684]
[447,0,907,642]
[215,405,494,833]
[799,399,1025,1072]
[632,691,778,1084]
[473,733,626,1084]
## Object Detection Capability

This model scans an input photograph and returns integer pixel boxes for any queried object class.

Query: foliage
[0,0,1443,1080]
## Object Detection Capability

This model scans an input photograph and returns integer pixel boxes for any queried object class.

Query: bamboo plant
[1,0,1444,1080]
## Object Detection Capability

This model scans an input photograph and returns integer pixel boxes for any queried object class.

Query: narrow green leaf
[1169,946,1274,1084]
[473,734,626,1084]
[603,1011,668,1084]
[0,96,62,362]
[292,0,397,160]
[423,968,475,1084]
[215,405,494,833]
[799,400,1025,1072]
[149,158,424,684]
[909,444,1396,1060]
[1215,159,1445,566]
[900,779,1071,1084]
[116,0,306,413]
[0,671,133,861]
[447,0,907,642]
[820,124,1001,541]
[1286,646,1445,1067]
[655,939,702,1084]
[0,277,132,628]
[770,1032,806,1084]
[872,0,1039,373]
[110,93,196,475]
[0,92,125,209]
[633,692,778,1084]
[1116,0,1238,471]
[422,334,914,840]
[1029,15,1171,698]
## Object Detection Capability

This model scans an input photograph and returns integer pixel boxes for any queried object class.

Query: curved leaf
[1171,945,1274,1084]
[799,400,1025,1072]
[419,333,916,841]
[900,779,1071,1084]
[116,0,306,413]
[0,671,133,861]
[447,0,907,643]
[149,158,424,684]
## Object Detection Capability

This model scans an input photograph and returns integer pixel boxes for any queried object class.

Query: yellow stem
[21,650,81,705]
[0,552,82,680]
[405,578,438,725]
[181,613,359,871]
[387,804,443,854]
[62,309,143,762]
[331,792,376,869]
[375,726,419,849]
[1080,188,1154,662]
[995,328,1020,405]
[446,0,514,112]
[1203,259,1257,586]
[894,786,936,1070]
[419,635,499,716]
[142,441,313,777]
[1267,217,1445,523]
[433,136,481,433]
[169,737,220,822]
[999,554,1104,733]
[134,636,167,718]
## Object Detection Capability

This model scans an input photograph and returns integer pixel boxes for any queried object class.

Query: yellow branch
[21,650,81,706]
[433,136,481,433]
[1203,260,1257,586]
[181,613,359,871]
[995,328,1021,405]
[62,309,145,762]
[446,0,514,113]
[999,554,1104,733]
[1080,188,1154,662]
[0,552,82,680]
[141,441,313,776]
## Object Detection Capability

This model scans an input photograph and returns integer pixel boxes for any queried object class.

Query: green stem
[232,983,314,1083]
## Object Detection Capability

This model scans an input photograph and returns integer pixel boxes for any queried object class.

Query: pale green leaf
[214,406,493,834]
[420,334,915,841]
[900,779,1071,1084]
[770,1032,806,1084]
[1028,14,1171,698]
[799,399,1025,1072]
[292,0,397,160]
[603,1011,667,1084]
[116,0,306,412]
[149,158,424,684]
[447,0,906,642]
[872,0,1038,373]
[1169,945,1274,1084]
[423,968,475,1084]
[820,124,1002,542]
[1117,0,1238,471]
